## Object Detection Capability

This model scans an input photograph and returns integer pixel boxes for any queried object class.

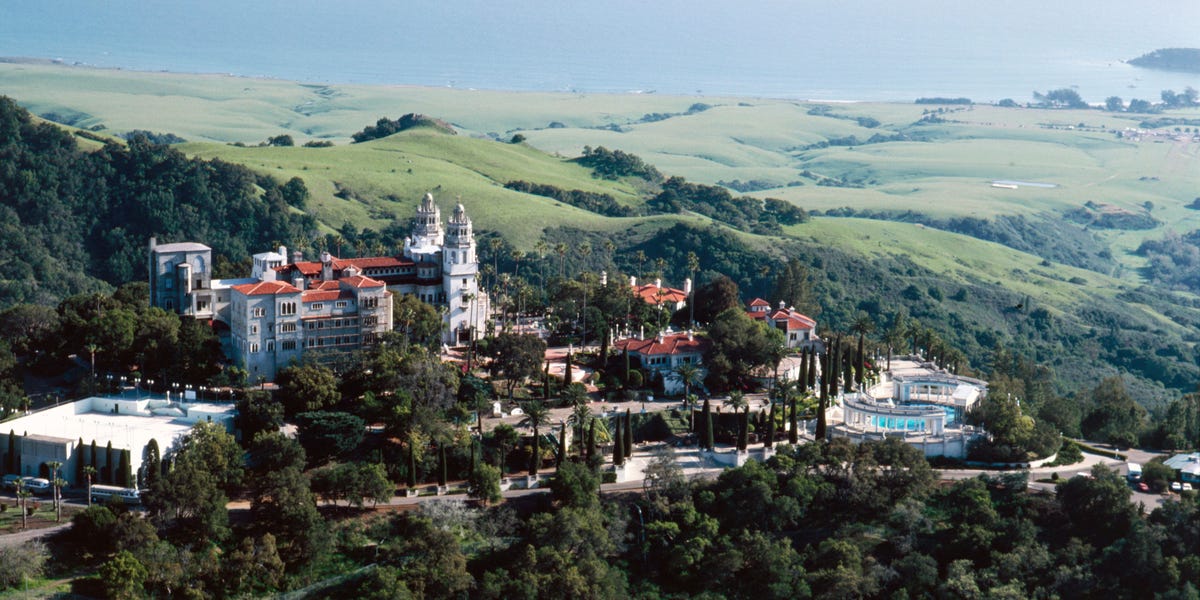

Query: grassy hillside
[6,60,1200,402]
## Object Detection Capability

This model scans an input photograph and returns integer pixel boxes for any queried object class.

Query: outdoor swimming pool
[869,403,959,431]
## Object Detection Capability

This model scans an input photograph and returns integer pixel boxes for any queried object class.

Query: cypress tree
[89,440,97,473]
[816,342,830,441]
[105,441,114,484]
[75,437,85,484]
[699,398,712,449]
[765,402,775,449]
[613,419,624,466]
[789,387,799,444]
[438,443,448,486]
[407,443,418,488]
[586,419,596,461]
[118,450,131,488]
[5,430,14,473]
[469,439,477,479]
[564,351,573,385]
[700,398,710,451]
[856,333,866,389]
[144,439,161,489]
[624,409,633,457]
[737,408,749,451]
[557,422,566,467]
[623,349,631,386]
[543,363,551,401]
[807,348,817,390]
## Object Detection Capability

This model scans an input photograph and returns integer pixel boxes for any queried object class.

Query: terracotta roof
[749,297,771,308]
[615,332,710,356]
[301,289,352,302]
[339,275,386,289]
[309,280,340,291]
[231,280,301,296]
[633,283,688,306]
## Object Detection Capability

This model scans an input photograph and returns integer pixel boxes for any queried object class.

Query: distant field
[5,60,1200,299]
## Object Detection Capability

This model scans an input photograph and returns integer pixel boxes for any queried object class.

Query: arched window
[193,255,206,274]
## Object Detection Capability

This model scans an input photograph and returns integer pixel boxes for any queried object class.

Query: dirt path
[0,521,71,548]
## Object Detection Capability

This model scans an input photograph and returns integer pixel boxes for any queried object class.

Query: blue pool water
[870,403,958,431]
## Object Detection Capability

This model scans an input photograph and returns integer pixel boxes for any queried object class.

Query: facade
[746,298,818,349]
[150,193,487,381]
[0,394,235,487]
[615,330,710,395]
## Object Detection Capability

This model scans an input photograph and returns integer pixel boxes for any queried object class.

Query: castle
[149,193,487,381]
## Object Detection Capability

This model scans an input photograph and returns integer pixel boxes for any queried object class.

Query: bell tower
[443,201,480,344]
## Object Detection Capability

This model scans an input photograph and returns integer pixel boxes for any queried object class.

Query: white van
[90,485,141,505]
[1127,462,1143,482]
[1,474,20,490]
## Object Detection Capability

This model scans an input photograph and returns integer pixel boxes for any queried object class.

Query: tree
[46,460,63,520]
[222,534,285,597]
[98,550,148,600]
[1081,376,1146,447]
[490,423,520,475]
[295,411,365,466]
[1105,96,1125,112]
[392,293,443,347]
[550,460,599,509]
[519,400,551,476]
[144,421,242,544]
[701,398,714,451]
[275,363,340,416]
[613,416,625,466]
[569,403,592,457]
[250,459,325,567]
[235,390,283,442]
[488,333,547,397]
[468,462,502,505]
[83,465,97,507]
[686,250,700,327]
[705,307,785,392]
[624,408,634,456]
[850,311,875,389]
[0,542,48,590]
[771,258,821,317]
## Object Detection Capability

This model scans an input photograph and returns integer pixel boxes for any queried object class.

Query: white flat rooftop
[154,242,210,253]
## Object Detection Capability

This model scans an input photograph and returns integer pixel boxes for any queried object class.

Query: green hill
[5,61,1200,404]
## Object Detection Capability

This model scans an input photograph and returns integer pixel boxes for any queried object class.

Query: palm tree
[577,241,592,276]
[83,465,97,506]
[519,401,552,476]
[554,242,569,279]
[850,312,875,390]
[511,249,525,280]
[686,251,700,327]
[568,404,593,457]
[534,239,549,285]
[675,363,703,429]
[727,390,748,413]
[604,239,617,269]
[634,250,648,279]
[489,237,504,281]
[47,460,63,520]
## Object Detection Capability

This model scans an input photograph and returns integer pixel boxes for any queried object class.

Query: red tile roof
[339,275,386,289]
[749,297,771,308]
[615,332,710,356]
[633,284,688,306]
[301,289,352,302]
[231,280,301,296]
[309,280,340,291]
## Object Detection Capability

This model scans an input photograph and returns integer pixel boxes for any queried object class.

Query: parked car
[1138,482,1150,492]
[1184,483,1194,492]
[1172,481,1183,492]
[1,474,21,490]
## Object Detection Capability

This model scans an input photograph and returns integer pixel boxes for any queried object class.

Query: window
[310,303,323,311]
[266,341,275,352]
[250,325,258,335]
[281,340,296,351]
[252,307,265,318]
[280,302,296,315]
[249,343,259,353]
[280,322,297,333]
[165,299,174,310]
[363,316,378,325]
[335,301,348,308]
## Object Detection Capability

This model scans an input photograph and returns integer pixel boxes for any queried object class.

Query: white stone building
[149,193,488,381]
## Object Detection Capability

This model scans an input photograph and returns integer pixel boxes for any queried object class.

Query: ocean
[1,0,1198,103]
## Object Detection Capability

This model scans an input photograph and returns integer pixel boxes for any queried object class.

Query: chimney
[630,276,637,288]
[262,267,276,282]
[687,329,694,341]
[657,332,665,344]
[149,237,157,250]
[320,251,333,281]
[655,278,662,289]
[684,278,693,294]
[293,250,303,264]
[601,270,607,286]
[278,245,288,265]
[293,274,305,290]
[779,300,786,309]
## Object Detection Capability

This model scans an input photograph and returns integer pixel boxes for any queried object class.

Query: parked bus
[90,485,141,505]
